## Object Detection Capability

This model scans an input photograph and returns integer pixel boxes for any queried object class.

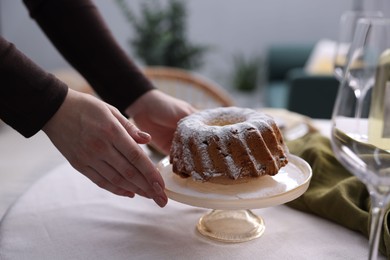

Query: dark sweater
[0,0,154,137]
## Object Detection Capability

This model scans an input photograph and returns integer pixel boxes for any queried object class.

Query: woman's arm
[0,36,68,137]
[23,0,154,112]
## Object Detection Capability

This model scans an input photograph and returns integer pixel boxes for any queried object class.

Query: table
[0,120,385,259]
[0,123,66,219]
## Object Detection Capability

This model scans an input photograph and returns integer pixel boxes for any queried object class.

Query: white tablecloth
[0,162,385,260]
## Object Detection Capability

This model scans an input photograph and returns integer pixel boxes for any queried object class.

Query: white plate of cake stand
[157,154,312,243]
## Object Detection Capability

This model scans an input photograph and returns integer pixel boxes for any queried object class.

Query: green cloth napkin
[285,132,390,258]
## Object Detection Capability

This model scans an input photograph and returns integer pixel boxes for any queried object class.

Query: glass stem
[354,85,368,119]
[368,196,386,260]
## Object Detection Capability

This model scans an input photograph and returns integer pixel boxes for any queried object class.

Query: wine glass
[333,10,383,82]
[331,18,390,260]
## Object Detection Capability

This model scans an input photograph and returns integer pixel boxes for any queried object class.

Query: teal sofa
[265,44,339,119]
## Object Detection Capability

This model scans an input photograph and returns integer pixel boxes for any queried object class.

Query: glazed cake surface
[169,107,288,183]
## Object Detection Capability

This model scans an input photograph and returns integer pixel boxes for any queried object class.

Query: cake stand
[157,154,312,243]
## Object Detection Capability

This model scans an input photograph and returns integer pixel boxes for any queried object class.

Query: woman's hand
[43,89,168,207]
[125,90,197,155]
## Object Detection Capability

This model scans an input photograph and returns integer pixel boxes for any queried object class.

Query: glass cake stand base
[157,155,312,243]
[197,209,265,243]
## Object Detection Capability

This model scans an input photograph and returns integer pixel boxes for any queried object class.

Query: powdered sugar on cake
[169,107,289,183]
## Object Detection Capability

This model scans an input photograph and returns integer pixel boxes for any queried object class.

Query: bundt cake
[169,107,289,183]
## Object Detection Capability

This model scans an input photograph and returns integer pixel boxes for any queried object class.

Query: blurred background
[1,0,389,109]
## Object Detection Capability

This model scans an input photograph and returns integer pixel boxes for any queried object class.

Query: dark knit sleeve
[0,37,68,137]
[23,0,155,112]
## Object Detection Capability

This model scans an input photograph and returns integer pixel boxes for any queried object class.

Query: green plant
[231,54,264,92]
[115,0,208,70]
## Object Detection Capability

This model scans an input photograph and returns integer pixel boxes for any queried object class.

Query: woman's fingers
[113,108,151,144]
[90,159,151,198]
[111,127,167,206]
[86,124,167,206]
[110,106,168,205]
[82,166,136,198]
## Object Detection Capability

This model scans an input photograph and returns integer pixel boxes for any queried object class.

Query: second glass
[333,10,383,82]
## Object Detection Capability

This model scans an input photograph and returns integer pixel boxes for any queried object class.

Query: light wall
[1,0,388,86]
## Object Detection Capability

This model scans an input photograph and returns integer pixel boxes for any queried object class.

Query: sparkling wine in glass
[331,18,390,260]
[333,10,382,82]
